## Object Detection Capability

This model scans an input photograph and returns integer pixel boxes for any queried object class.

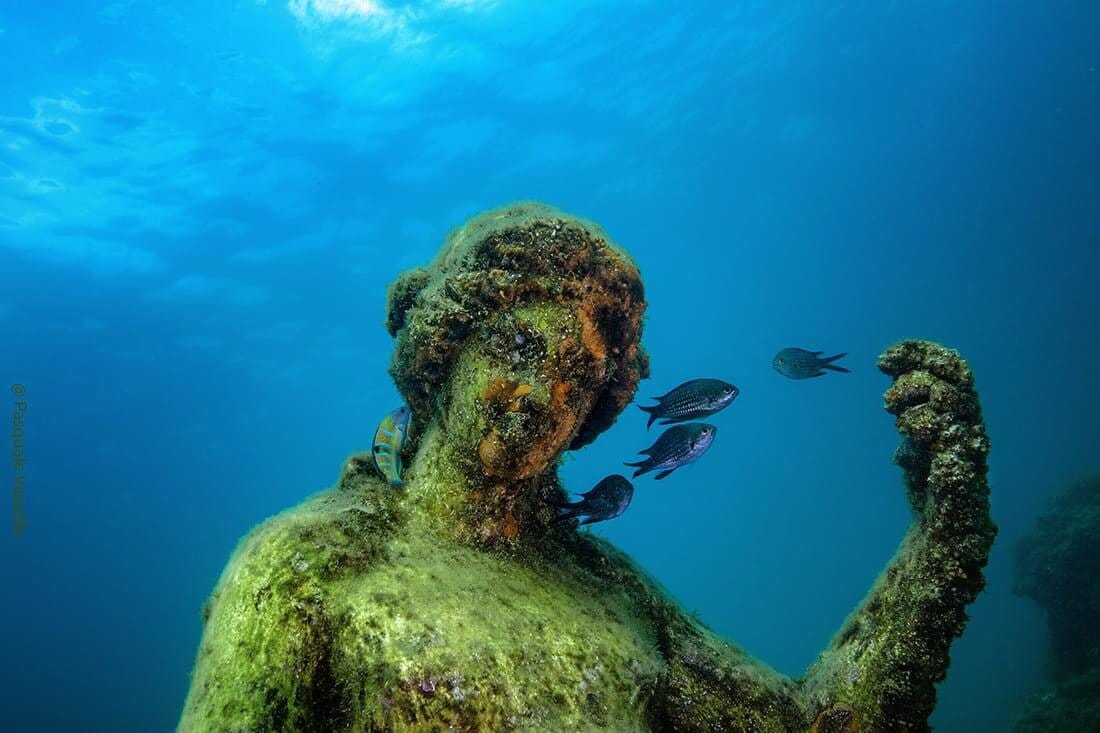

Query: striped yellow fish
[372,405,412,488]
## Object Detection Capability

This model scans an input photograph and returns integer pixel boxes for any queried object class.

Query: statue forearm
[801,340,997,730]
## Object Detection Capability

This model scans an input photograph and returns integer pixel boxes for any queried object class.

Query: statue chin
[476,409,578,480]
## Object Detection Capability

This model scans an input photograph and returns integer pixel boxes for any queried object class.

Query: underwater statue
[178,203,996,732]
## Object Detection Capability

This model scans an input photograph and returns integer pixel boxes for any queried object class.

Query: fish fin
[637,403,659,428]
[820,352,847,364]
[624,459,647,467]
[388,479,404,489]
[546,496,583,509]
[820,358,850,373]
[553,510,581,524]
[811,371,827,378]
[654,468,676,480]
[578,515,603,526]
[629,465,649,478]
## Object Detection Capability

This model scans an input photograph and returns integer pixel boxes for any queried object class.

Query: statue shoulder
[214,462,400,602]
[562,532,676,612]
[179,462,403,732]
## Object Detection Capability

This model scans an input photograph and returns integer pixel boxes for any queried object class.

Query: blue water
[2,2,1098,730]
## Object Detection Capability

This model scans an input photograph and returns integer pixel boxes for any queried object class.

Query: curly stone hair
[384,202,649,450]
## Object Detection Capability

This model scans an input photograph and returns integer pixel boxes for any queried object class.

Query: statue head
[385,203,648,486]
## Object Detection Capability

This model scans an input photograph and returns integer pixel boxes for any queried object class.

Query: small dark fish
[373,405,412,488]
[772,347,850,379]
[625,423,717,480]
[550,474,634,525]
[638,378,739,428]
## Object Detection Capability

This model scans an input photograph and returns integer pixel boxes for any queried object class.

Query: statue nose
[482,376,544,415]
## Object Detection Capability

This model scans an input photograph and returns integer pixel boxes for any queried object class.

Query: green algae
[383,202,648,451]
[328,529,665,730]
[801,340,996,731]
[180,204,996,732]
[180,470,403,732]
[181,457,667,732]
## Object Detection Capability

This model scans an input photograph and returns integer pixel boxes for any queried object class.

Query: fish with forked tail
[549,474,634,525]
[772,348,850,379]
[625,423,717,480]
[638,378,739,428]
[373,405,413,487]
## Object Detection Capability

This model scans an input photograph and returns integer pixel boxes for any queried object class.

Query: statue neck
[405,422,563,547]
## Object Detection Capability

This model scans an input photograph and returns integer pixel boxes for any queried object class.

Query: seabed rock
[1013,475,1100,732]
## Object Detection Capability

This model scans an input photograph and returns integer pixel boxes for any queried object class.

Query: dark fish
[625,423,717,480]
[772,347,850,379]
[549,474,634,525]
[373,405,412,488]
[638,378,739,428]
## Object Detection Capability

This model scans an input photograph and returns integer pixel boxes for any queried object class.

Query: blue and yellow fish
[372,405,412,488]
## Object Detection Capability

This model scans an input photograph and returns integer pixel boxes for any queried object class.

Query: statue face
[441,303,604,481]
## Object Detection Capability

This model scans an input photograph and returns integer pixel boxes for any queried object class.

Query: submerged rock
[1012,667,1100,733]
[179,203,996,732]
[1013,475,1100,731]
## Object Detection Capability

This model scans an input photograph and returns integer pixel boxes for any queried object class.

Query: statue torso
[326,522,668,731]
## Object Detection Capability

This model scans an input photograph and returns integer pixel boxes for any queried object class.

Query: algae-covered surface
[181,450,807,732]
[180,204,996,732]
[182,464,666,732]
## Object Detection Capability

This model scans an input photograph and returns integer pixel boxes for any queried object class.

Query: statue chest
[327,537,667,730]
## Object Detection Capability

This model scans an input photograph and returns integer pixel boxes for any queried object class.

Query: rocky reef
[1013,475,1100,731]
[178,203,996,732]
